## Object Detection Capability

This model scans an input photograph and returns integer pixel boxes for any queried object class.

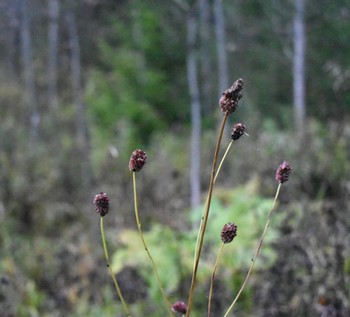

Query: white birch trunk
[213,0,229,93]
[6,0,20,77]
[47,0,59,112]
[20,0,40,143]
[199,0,212,114]
[66,13,93,190]
[187,8,201,210]
[293,0,306,135]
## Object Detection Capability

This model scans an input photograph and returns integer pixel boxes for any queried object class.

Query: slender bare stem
[208,242,225,317]
[132,172,174,317]
[223,183,282,317]
[100,217,131,316]
[192,140,233,272]
[214,140,233,183]
[186,113,229,317]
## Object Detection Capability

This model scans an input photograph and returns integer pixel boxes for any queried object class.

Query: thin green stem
[132,172,174,317]
[208,243,225,317]
[192,140,233,272]
[223,183,282,317]
[214,140,233,183]
[186,113,229,317]
[100,217,131,316]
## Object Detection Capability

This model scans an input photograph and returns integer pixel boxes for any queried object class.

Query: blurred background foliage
[0,0,349,316]
[112,182,280,316]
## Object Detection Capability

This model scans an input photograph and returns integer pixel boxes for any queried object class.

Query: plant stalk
[208,242,225,317]
[186,113,228,317]
[100,217,131,316]
[214,140,233,183]
[192,140,233,272]
[223,183,282,317]
[132,172,174,317]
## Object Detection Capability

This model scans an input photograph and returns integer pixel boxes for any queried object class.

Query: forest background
[0,0,349,316]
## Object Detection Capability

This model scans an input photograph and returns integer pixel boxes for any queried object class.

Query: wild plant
[93,78,292,317]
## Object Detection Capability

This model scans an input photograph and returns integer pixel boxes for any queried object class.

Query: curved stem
[223,183,282,317]
[208,243,225,317]
[214,140,233,183]
[100,217,131,316]
[132,172,174,317]
[192,140,233,271]
[186,113,229,317]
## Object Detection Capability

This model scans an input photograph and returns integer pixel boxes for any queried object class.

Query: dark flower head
[221,223,238,244]
[231,123,246,141]
[275,161,292,183]
[171,301,187,314]
[219,78,244,115]
[93,192,109,217]
[129,149,147,172]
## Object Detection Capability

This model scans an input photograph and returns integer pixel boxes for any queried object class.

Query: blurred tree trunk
[66,13,93,191]
[293,0,306,137]
[213,0,229,134]
[19,0,39,230]
[47,0,59,112]
[199,0,212,115]
[213,0,228,94]
[20,0,40,143]
[131,0,147,86]
[6,0,20,78]
[187,6,201,210]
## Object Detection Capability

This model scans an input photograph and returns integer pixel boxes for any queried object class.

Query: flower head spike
[171,301,187,314]
[221,223,238,244]
[93,192,109,217]
[231,123,246,141]
[275,161,292,183]
[219,78,244,114]
[129,149,147,172]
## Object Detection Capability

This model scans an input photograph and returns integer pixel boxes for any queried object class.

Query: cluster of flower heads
[93,192,109,217]
[171,301,187,314]
[129,149,147,172]
[219,78,244,114]
[275,161,292,184]
[231,123,246,141]
[220,223,238,244]
[93,149,149,217]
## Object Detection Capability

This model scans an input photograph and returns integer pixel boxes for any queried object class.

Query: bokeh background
[0,0,349,316]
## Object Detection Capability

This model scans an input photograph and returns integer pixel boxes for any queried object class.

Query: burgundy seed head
[221,223,238,244]
[129,149,147,172]
[231,123,246,141]
[275,161,292,183]
[93,192,109,217]
[219,78,244,115]
[171,301,187,314]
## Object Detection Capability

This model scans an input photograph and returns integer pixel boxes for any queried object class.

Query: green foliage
[189,179,283,271]
[301,120,350,198]
[86,1,188,161]
[302,1,350,119]
[68,287,118,317]
[112,226,186,314]
[344,256,350,275]
[148,130,190,172]
[17,280,47,317]
[86,46,165,144]
[111,180,284,313]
